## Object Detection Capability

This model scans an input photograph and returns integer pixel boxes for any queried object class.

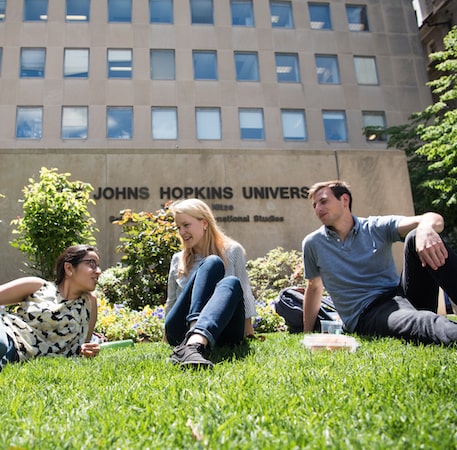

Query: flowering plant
[96,297,164,342]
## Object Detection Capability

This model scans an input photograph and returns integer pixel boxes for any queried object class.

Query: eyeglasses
[79,259,100,271]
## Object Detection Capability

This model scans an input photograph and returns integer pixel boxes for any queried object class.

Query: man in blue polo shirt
[302,180,457,344]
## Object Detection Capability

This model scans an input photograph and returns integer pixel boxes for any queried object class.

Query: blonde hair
[171,198,235,276]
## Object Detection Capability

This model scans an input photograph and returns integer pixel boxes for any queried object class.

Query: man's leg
[357,295,457,345]
[401,229,457,311]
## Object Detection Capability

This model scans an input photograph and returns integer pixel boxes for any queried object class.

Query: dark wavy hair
[55,245,99,284]
[308,180,353,211]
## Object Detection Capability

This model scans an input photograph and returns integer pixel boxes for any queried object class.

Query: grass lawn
[1,332,457,449]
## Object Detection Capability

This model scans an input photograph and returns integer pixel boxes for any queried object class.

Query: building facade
[413,0,457,100]
[0,0,431,280]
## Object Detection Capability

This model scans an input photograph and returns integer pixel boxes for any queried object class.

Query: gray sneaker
[170,343,214,369]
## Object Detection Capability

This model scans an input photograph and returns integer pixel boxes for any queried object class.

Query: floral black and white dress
[0,282,90,361]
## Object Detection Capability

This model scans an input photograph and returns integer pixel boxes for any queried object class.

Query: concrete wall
[0,148,413,283]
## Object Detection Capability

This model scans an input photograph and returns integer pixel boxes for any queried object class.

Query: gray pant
[355,230,457,345]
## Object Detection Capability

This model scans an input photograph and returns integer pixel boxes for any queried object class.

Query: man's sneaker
[170,343,214,369]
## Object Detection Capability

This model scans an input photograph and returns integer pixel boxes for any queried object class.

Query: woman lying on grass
[0,245,101,371]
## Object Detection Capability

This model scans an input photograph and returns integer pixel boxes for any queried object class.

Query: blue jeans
[356,229,457,344]
[165,255,245,349]
[0,321,19,371]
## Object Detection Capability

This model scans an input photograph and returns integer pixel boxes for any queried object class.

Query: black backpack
[274,286,339,333]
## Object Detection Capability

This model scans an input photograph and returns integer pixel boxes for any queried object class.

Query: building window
[16,107,43,139]
[363,111,386,142]
[231,0,254,26]
[66,0,90,22]
[150,50,175,80]
[108,49,132,79]
[108,0,131,23]
[346,5,369,31]
[239,109,264,140]
[270,1,293,28]
[234,52,259,81]
[190,0,213,25]
[107,107,133,139]
[20,48,46,78]
[64,49,89,78]
[193,51,217,80]
[149,0,173,24]
[24,0,48,21]
[354,56,378,85]
[0,0,6,21]
[196,108,221,140]
[152,107,177,139]
[323,110,348,142]
[281,109,306,141]
[315,55,340,84]
[61,106,88,139]
[275,53,299,82]
[308,3,331,30]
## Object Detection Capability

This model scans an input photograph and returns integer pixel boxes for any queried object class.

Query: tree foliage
[372,27,457,244]
[10,167,98,279]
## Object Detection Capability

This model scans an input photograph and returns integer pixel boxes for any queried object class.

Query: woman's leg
[188,276,245,349]
[165,255,225,346]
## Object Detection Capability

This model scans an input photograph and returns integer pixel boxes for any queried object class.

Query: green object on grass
[99,339,134,350]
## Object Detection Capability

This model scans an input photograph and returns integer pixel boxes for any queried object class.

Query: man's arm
[398,212,447,270]
[303,277,324,333]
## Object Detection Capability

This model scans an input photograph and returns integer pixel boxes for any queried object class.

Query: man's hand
[416,226,448,270]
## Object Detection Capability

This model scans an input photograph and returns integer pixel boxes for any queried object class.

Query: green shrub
[10,167,98,279]
[99,207,181,309]
[246,247,304,302]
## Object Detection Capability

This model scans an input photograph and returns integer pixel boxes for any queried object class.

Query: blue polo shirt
[302,215,404,332]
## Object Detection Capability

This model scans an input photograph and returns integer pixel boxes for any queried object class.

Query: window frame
[61,106,88,139]
[20,48,46,78]
[346,5,369,32]
[193,50,218,80]
[108,0,132,23]
[322,110,348,142]
[308,3,332,30]
[0,0,6,22]
[107,49,133,79]
[190,0,213,25]
[281,109,307,141]
[150,49,175,80]
[270,1,293,28]
[16,106,43,139]
[239,108,265,140]
[363,111,387,142]
[234,51,259,81]
[231,0,254,27]
[107,106,133,139]
[149,0,173,24]
[66,0,90,22]
[354,56,379,85]
[23,0,48,21]
[275,53,300,83]
[151,107,178,140]
[315,54,340,84]
[64,48,89,78]
[196,107,221,140]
